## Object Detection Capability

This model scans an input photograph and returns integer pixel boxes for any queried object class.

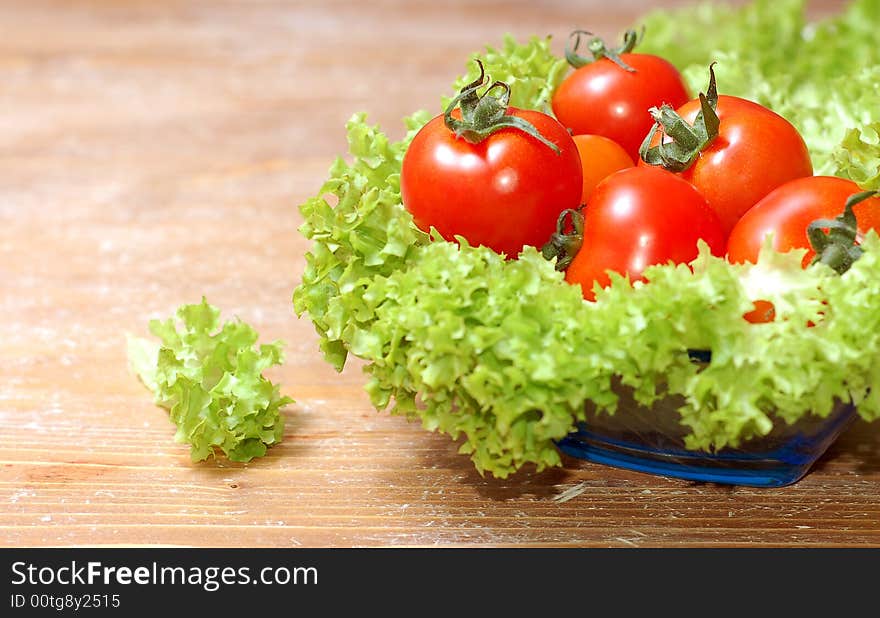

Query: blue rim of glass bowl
[555,349,858,487]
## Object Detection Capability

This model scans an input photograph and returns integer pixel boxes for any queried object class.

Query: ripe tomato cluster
[400,30,880,314]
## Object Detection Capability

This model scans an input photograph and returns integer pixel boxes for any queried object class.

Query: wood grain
[2,0,875,548]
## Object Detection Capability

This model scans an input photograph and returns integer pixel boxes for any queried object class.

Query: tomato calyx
[808,190,878,274]
[541,207,585,270]
[639,63,721,173]
[443,60,560,154]
[564,28,641,72]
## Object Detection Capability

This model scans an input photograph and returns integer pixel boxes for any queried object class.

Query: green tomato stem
[639,63,721,172]
[541,207,585,270]
[564,28,641,72]
[443,60,560,154]
[809,190,877,275]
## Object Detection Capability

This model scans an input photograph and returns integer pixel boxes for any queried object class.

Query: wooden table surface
[3,0,877,548]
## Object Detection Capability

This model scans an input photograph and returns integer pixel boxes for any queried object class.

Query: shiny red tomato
[552,53,690,162]
[401,107,582,257]
[565,166,726,300]
[640,95,813,236]
[727,176,880,266]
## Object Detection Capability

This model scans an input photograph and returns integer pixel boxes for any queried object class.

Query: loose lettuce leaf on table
[128,298,292,463]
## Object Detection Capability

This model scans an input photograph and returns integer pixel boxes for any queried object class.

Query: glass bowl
[555,360,857,487]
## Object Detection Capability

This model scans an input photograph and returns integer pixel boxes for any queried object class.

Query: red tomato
[401,107,582,257]
[640,96,813,236]
[552,54,690,162]
[727,176,880,266]
[572,134,634,204]
[565,166,726,300]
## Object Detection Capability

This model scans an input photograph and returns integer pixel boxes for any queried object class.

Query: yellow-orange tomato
[571,134,634,204]
[743,299,776,324]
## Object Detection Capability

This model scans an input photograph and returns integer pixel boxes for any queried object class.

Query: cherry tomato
[572,134,634,204]
[640,95,813,236]
[552,54,690,162]
[727,175,880,266]
[401,107,582,257]
[565,166,726,300]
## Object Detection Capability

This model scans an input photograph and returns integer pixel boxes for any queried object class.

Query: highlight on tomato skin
[563,165,726,301]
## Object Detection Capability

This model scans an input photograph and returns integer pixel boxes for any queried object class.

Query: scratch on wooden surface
[614,537,639,547]
[612,531,647,547]
[552,482,589,503]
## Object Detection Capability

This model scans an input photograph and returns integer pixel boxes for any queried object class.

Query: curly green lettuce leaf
[446,34,568,112]
[355,242,613,477]
[833,123,880,191]
[638,0,807,79]
[820,231,880,419]
[340,232,880,477]
[128,298,292,463]
[293,111,430,370]
[607,245,836,450]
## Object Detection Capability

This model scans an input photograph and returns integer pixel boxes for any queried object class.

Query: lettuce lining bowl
[556,369,858,487]
[294,11,880,485]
